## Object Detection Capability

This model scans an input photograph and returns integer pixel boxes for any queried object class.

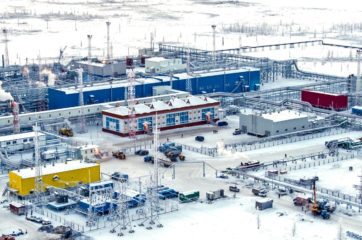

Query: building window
[302,126,305,128]
[6,142,10,145]
[293,127,296,130]
[201,108,215,121]
[166,113,176,126]
[285,129,288,131]
[138,117,153,131]
[12,141,16,144]
[276,130,279,133]
[179,112,188,124]
[106,117,120,132]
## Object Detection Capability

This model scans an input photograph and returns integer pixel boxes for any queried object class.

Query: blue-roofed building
[48,67,260,110]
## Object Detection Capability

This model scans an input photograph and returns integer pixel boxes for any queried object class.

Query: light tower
[140,113,162,229]
[78,68,86,133]
[127,70,136,139]
[34,123,43,205]
[356,49,362,105]
[2,29,9,67]
[106,21,111,61]
[87,34,93,84]
[211,24,216,65]
[186,48,192,93]
[11,101,20,133]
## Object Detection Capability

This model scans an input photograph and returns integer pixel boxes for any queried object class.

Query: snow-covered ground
[284,158,362,196]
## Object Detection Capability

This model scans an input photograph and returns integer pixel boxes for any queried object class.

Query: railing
[225,128,348,153]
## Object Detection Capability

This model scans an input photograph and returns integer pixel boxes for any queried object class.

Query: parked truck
[112,151,126,160]
[252,188,267,197]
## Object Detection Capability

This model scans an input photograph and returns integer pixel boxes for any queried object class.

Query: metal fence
[33,206,85,233]
[266,153,362,205]
[226,128,348,152]
[180,144,217,157]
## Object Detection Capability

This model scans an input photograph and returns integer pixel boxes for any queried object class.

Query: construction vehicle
[59,127,73,137]
[310,180,334,219]
[293,196,312,206]
[159,142,183,161]
[112,151,126,160]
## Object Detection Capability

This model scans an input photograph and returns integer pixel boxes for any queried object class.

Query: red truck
[301,90,348,111]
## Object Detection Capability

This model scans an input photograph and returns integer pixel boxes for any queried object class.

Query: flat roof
[0,132,45,142]
[11,160,99,179]
[60,77,160,94]
[262,110,308,122]
[55,67,259,94]
[174,67,259,80]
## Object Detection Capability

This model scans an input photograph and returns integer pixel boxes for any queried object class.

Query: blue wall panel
[48,69,260,110]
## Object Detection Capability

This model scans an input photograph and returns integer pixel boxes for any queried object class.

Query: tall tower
[127,70,136,138]
[211,25,216,65]
[2,29,9,67]
[33,123,43,204]
[356,49,362,105]
[78,68,86,133]
[140,113,162,229]
[87,35,93,84]
[185,49,192,93]
[11,101,20,133]
[106,21,111,61]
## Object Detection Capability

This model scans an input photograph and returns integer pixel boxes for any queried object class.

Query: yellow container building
[9,160,101,196]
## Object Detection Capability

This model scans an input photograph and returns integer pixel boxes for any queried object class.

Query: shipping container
[352,106,362,116]
[255,199,273,210]
[301,90,348,111]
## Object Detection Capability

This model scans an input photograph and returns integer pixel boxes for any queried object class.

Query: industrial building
[75,60,126,78]
[301,89,348,111]
[102,95,220,136]
[8,160,100,196]
[0,132,46,152]
[239,109,321,137]
[48,67,260,109]
[145,57,186,74]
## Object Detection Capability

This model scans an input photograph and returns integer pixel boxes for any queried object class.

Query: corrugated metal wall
[48,69,260,109]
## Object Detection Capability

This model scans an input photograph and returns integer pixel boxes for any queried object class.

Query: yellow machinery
[59,127,73,137]
[8,160,100,196]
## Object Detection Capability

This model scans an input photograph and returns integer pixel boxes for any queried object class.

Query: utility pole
[106,21,111,61]
[211,25,216,66]
[87,34,93,84]
[3,29,9,67]
[78,68,86,133]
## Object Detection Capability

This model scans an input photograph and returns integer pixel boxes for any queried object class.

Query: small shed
[255,199,273,211]
[9,202,26,215]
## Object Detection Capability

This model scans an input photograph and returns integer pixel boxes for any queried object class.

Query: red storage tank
[301,90,348,111]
